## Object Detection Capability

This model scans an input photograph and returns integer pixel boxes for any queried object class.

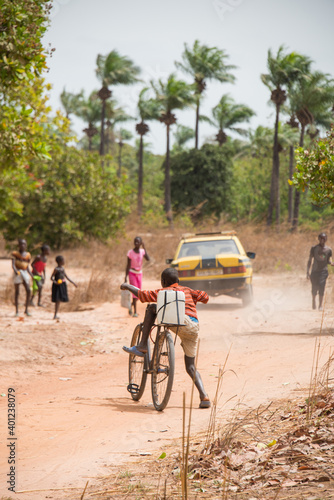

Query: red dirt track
[0,259,333,499]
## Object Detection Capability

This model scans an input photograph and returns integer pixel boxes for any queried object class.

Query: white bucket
[156,290,185,325]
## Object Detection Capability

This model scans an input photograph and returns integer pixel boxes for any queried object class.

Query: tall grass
[65,271,117,311]
[1,222,332,287]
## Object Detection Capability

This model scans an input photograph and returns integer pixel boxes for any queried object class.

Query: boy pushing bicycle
[121,267,211,408]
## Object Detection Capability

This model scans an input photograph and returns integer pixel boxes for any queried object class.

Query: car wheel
[241,284,253,306]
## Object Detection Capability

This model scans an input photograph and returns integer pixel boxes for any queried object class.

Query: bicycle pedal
[157,367,168,374]
[127,383,140,394]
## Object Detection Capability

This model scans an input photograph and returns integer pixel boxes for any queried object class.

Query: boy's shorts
[169,315,200,358]
[13,270,30,286]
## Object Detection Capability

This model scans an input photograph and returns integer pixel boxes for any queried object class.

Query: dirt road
[0,261,333,499]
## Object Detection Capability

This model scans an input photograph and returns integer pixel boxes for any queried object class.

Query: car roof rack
[181,230,237,238]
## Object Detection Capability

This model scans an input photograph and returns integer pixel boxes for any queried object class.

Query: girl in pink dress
[125,236,150,317]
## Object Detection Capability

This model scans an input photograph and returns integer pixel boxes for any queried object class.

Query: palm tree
[60,89,84,119]
[136,88,160,215]
[152,74,195,224]
[261,46,312,226]
[288,71,334,230]
[96,50,140,156]
[285,115,300,222]
[115,128,132,177]
[176,40,236,149]
[172,125,195,153]
[105,102,133,156]
[241,126,273,158]
[210,94,255,146]
[75,91,101,151]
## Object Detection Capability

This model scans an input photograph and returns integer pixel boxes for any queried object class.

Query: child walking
[12,238,33,316]
[124,236,150,317]
[50,255,77,319]
[30,244,50,307]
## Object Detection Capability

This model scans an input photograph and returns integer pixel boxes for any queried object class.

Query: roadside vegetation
[1,2,334,249]
[80,386,334,499]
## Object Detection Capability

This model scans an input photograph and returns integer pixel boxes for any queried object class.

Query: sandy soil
[0,259,333,499]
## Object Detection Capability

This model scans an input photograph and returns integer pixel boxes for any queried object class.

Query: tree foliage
[0,0,52,167]
[292,126,334,208]
[0,0,49,87]
[96,50,140,87]
[0,0,54,222]
[170,144,233,219]
[1,139,131,248]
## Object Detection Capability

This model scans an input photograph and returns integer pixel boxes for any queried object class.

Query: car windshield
[178,239,239,259]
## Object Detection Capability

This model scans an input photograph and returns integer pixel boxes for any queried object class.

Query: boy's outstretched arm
[121,283,139,297]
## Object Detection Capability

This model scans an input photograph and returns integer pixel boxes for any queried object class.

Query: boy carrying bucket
[121,267,211,408]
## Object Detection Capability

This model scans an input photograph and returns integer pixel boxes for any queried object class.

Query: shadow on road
[238,329,334,337]
[75,396,182,413]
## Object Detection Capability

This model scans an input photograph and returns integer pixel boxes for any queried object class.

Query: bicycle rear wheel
[151,329,175,411]
[128,324,148,401]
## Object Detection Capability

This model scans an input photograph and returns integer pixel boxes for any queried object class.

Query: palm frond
[175,39,236,87]
[96,50,141,87]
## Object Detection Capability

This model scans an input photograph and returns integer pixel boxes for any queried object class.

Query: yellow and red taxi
[166,231,255,306]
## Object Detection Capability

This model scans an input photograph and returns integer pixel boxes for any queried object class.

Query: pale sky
[43,0,334,154]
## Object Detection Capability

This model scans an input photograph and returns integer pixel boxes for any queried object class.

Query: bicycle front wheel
[128,324,147,401]
[151,329,175,411]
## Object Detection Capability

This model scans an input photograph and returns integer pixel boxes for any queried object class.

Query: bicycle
[127,322,176,411]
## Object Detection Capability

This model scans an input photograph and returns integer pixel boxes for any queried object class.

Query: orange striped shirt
[138,283,209,320]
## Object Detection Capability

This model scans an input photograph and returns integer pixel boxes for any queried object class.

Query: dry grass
[70,386,334,499]
[0,278,14,304]
[64,271,117,311]
[61,220,334,279]
[2,220,334,293]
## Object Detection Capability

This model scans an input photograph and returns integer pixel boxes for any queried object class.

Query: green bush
[1,145,131,248]
[170,144,233,220]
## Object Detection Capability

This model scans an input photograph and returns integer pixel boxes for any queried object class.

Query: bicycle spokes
[128,324,148,401]
[151,331,175,411]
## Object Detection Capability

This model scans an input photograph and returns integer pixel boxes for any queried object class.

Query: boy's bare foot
[53,315,60,320]
[38,303,45,307]
[25,311,32,317]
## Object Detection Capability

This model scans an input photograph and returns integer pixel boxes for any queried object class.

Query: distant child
[12,239,33,317]
[307,232,334,310]
[124,236,150,317]
[30,244,50,307]
[50,255,77,320]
